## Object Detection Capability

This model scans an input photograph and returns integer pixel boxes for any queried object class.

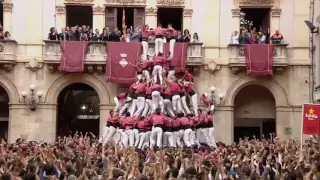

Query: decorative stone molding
[64,0,94,3]
[183,9,193,17]
[239,0,274,7]
[2,2,13,12]
[231,9,241,17]
[56,6,66,14]
[93,6,105,15]
[271,8,281,17]
[2,64,14,71]
[105,0,146,5]
[204,60,220,74]
[230,67,242,74]
[145,7,157,16]
[25,58,43,72]
[156,0,184,6]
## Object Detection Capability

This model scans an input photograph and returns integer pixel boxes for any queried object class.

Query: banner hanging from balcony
[244,44,274,76]
[106,42,142,84]
[59,41,88,72]
[163,43,188,72]
[302,104,320,135]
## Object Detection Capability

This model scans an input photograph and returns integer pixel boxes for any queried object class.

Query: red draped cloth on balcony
[244,44,274,76]
[59,41,88,72]
[163,43,188,72]
[106,42,142,84]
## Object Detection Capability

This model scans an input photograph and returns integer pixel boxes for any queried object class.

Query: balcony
[43,40,203,73]
[227,44,289,74]
[0,40,18,71]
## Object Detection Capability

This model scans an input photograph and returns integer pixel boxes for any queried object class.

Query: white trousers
[169,39,176,58]
[114,129,123,145]
[176,130,185,148]
[208,127,216,147]
[152,91,164,112]
[201,128,212,146]
[123,129,135,147]
[142,41,148,60]
[155,38,164,55]
[129,99,138,117]
[180,95,190,115]
[191,94,199,116]
[119,102,130,115]
[172,95,182,113]
[168,70,175,80]
[163,131,174,147]
[150,127,163,148]
[134,97,145,116]
[195,128,203,146]
[163,99,175,117]
[144,131,151,148]
[152,65,163,85]
[137,131,145,149]
[142,99,152,117]
[102,126,117,144]
[99,126,109,143]
[172,131,179,148]
[143,70,151,82]
[183,128,193,147]
[113,97,123,112]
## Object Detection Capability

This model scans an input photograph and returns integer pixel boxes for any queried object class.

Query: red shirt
[198,112,206,123]
[164,117,173,128]
[145,86,152,95]
[144,116,153,130]
[201,96,212,106]
[163,87,172,95]
[178,117,190,126]
[183,81,194,93]
[172,119,180,128]
[137,120,147,129]
[168,81,181,93]
[153,56,166,65]
[107,115,119,124]
[185,72,193,81]
[119,116,126,128]
[168,28,177,37]
[206,115,213,124]
[135,83,147,94]
[129,83,136,93]
[151,114,166,125]
[117,93,126,100]
[154,27,166,36]
[190,116,199,126]
[150,84,163,92]
[124,116,136,130]
[141,28,150,38]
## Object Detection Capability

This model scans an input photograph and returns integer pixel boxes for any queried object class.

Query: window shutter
[105,8,117,31]
[133,8,145,29]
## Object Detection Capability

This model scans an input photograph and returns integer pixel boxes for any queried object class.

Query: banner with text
[302,104,320,135]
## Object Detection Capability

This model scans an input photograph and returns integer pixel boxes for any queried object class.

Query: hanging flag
[302,104,320,135]
[122,7,127,41]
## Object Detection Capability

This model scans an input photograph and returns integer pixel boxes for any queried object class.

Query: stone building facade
[0,0,313,145]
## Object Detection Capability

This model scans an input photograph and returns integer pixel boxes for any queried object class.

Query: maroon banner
[59,41,88,72]
[302,104,320,135]
[106,42,141,84]
[163,43,188,72]
[244,44,273,76]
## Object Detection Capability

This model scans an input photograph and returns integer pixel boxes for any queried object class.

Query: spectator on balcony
[183,29,191,42]
[176,30,184,42]
[239,30,249,44]
[230,31,239,44]
[4,31,10,40]
[130,27,141,43]
[48,27,58,40]
[0,31,3,40]
[249,31,258,44]
[109,27,121,42]
[68,26,77,41]
[192,32,199,43]
[59,27,69,41]
[92,29,101,41]
[271,30,283,44]
[258,31,266,44]
[100,28,109,41]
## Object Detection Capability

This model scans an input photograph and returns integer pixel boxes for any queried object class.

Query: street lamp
[210,86,224,106]
[21,84,43,111]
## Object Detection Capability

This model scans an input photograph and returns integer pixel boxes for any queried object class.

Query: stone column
[214,105,234,145]
[93,6,105,31]
[270,9,281,35]
[2,2,13,33]
[56,6,66,28]
[99,104,114,137]
[231,9,241,32]
[145,7,157,28]
[183,9,193,31]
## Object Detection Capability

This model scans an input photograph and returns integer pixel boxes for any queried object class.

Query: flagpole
[122,3,127,41]
[301,104,304,151]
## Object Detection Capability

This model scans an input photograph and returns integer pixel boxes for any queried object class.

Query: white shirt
[230,35,239,44]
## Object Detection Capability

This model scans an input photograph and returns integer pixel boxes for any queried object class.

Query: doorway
[157,8,183,30]
[56,83,100,137]
[0,86,9,139]
[234,85,276,142]
[66,5,93,27]
[105,7,145,32]
[0,4,3,30]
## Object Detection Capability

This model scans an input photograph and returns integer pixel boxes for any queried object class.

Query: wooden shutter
[133,8,145,29]
[105,8,117,31]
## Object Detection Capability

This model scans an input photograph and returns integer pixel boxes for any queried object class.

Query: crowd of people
[230,26,284,45]
[0,134,319,180]
[0,24,11,40]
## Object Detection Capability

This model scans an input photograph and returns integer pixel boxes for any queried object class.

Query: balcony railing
[227,44,289,73]
[43,40,203,72]
[0,40,18,71]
